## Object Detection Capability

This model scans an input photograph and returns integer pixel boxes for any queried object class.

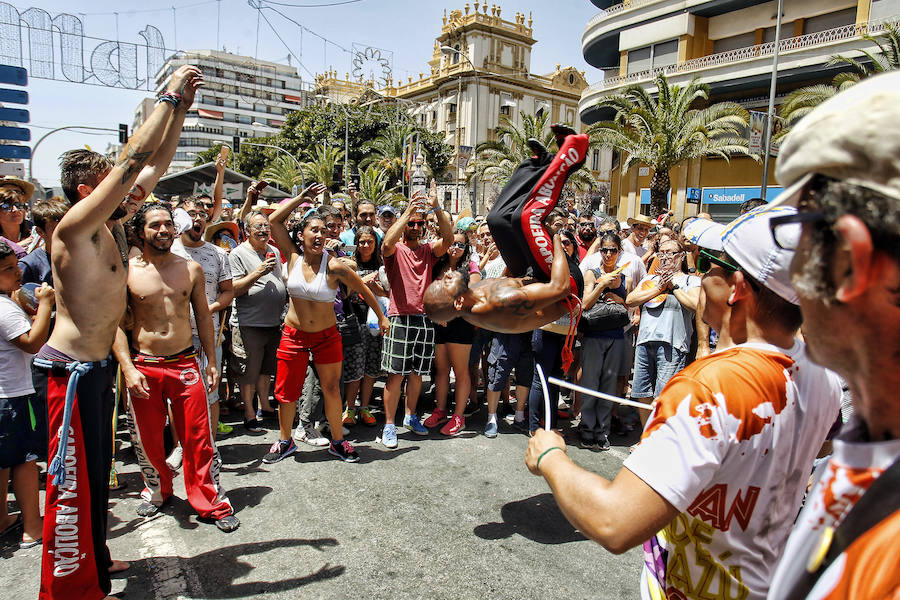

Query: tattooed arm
[472,277,567,317]
[56,65,201,241]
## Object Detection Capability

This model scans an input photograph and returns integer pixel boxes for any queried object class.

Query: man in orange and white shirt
[765,72,900,599]
[526,207,842,600]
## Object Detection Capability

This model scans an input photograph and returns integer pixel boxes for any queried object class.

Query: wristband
[156,92,182,109]
[536,446,564,472]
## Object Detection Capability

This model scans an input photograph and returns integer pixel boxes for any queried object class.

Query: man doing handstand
[425,125,588,334]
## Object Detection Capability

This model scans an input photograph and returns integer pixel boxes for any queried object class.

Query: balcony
[579,16,897,124]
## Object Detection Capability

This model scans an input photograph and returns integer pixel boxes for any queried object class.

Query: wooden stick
[547,376,654,411]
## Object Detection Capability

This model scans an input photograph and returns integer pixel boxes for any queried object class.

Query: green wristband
[536,446,564,472]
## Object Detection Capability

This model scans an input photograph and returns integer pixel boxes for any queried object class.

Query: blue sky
[9,0,598,188]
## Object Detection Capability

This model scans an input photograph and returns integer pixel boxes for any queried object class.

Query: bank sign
[701,186,783,204]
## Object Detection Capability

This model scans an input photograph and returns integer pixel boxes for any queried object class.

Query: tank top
[286,254,337,302]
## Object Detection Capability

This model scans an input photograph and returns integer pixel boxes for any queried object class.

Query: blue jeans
[631,341,687,398]
[527,329,565,433]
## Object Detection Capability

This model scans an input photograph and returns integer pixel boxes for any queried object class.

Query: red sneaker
[440,414,465,436]
[424,408,449,428]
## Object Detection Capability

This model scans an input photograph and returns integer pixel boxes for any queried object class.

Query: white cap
[720,206,800,305]
[683,217,724,251]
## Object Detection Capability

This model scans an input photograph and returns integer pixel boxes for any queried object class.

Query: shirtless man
[112,203,238,531]
[424,233,575,333]
[31,65,202,600]
[424,124,588,335]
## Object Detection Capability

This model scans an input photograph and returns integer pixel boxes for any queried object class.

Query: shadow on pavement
[473,493,587,545]
[120,538,345,598]
[292,445,419,465]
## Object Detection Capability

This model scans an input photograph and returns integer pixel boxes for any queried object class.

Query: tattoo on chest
[116,146,153,185]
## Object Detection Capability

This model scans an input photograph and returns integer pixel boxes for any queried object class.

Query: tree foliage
[588,73,751,218]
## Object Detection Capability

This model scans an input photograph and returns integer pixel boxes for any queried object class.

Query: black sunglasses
[769,211,827,250]
[0,202,24,211]
[408,220,425,227]
[696,249,739,274]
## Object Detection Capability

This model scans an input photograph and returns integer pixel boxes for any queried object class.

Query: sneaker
[256,408,276,420]
[342,408,357,426]
[165,445,183,471]
[382,424,398,449]
[262,439,297,464]
[423,408,449,429]
[216,421,233,435]
[463,399,479,417]
[579,434,595,449]
[512,418,528,433]
[440,414,465,436]
[294,424,329,447]
[358,407,377,426]
[484,420,499,438]
[328,440,360,463]
[403,414,428,435]
[215,514,240,533]
[243,418,265,433]
[597,438,611,452]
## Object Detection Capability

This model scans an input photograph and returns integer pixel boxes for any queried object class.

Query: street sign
[0,107,29,123]
[0,126,30,141]
[687,187,701,204]
[0,65,27,86]
[0,144,32,159]
[0,88,27,104]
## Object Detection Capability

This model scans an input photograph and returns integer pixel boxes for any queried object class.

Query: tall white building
[136,50,312,172]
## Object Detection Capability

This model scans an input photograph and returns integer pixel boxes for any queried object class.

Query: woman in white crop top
[263,185,390,464]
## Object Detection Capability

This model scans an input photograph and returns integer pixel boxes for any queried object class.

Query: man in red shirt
[379,181,453,449]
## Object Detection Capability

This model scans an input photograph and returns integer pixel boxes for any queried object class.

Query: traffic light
[232,135,240,154]
[118,123,128,144]
[0,64,30,160]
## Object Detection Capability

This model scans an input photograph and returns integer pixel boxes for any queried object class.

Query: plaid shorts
[381,314,435,376]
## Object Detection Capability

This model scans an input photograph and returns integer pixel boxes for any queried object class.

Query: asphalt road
[2,390,644,600]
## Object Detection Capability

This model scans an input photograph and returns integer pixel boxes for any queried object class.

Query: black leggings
[486,133,588,296]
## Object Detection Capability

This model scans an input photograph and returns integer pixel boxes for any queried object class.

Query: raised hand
[179,69,204,110]
[303,183,327,200]
[167,65,201,96]
[428,179,439,209]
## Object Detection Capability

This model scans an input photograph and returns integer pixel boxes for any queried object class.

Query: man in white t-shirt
[622,214,652,259]
[526,207,841,600]
[171,196,234,436]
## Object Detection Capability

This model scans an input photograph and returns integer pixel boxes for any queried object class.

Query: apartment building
[136,50,312,172]
[580,0,899,222]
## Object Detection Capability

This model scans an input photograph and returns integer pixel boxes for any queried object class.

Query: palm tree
[470,111,598,192]
[359,122,416,182]
[259,155,304,192]
[588,73,751,218]
[356,165,396,205]
[301,145,344,202]
[779,24,900,127]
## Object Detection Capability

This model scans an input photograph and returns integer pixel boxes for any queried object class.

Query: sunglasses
[450,241,467,249]
[186,211,209,219]
[599,247,618,254]
[696,249,739,274]
[250,223,271,232]
[561,240,573,246]
[408,220,425,228]
[0,202,24,212]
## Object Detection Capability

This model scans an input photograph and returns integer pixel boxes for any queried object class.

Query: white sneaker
[166,444,183,471]
[294,423,329,447]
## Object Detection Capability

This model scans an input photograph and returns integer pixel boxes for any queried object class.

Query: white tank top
[286,254,337,302]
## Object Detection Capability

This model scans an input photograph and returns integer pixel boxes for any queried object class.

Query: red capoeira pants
[486,133,589,296]
[35,356,115,600]
[126,349,232,519]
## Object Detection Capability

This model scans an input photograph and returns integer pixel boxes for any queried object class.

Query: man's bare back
[127,254,201,356]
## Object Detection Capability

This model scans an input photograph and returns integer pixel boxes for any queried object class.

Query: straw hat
[205,220,240,244]
[0,176,34,199]
[626,214,653,227]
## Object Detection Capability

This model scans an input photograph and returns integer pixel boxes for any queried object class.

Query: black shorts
[0,393,43,468]
[434,317,476,345]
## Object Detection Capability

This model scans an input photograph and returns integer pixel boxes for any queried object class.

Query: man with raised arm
[112,203,237,531]
[32,65,202,600]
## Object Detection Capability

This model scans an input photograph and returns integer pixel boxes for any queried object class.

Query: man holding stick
[526,208,842,599]
[33,65,202,600]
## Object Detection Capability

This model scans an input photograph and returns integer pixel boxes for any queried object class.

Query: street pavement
[2,391,644,599]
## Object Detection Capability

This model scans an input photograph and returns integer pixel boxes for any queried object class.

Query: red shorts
[274,325,343,404]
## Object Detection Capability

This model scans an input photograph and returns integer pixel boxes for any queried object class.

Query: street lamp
[314,94,351,185]
[440,45,480,215]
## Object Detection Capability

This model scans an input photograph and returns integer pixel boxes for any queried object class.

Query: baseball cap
[378,205,397,216]
[771,70,900,207]
[719,206,801,305]
[683,217,725,251]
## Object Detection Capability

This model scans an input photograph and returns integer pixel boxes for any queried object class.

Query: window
[713,32,756,53]
[500,105,511,116]
[449,103,457,114]
[626,39,678,75]
[591,149,600,171]
[804,8,856,34]
[452,44,460,64]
